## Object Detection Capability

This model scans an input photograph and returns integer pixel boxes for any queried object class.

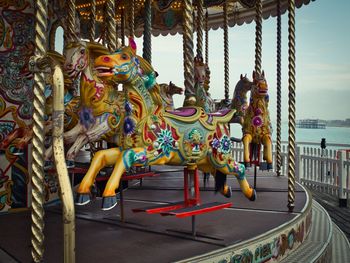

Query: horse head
[252,70,268,98]
[64,40,109,79]
[95,39,140,84]
[167,81,183,96]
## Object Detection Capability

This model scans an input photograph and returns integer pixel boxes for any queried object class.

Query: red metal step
[132,201,186,214]
[160,202,232,218]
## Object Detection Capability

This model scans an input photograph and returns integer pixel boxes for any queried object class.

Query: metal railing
[231,142,350,206]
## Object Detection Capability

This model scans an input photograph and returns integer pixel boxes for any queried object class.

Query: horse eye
[80,49,85,54]
[121,54,128,60]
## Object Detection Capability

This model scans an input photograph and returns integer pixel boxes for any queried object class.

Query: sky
[132,0,350,121]
[56,0,350,121]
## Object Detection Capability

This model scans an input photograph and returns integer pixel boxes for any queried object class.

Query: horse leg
[66,134,89,166]
[242,133,252,167]
[63,122,84,144]
[76,148,122,205]
[262,134,273,169]
[216,160,256,201]
[102,147,147,210]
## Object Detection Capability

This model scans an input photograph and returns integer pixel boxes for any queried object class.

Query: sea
[230,122,350,148]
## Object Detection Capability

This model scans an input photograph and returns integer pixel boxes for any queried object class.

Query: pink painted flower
[252,116,263,127]
[255,108,263,115]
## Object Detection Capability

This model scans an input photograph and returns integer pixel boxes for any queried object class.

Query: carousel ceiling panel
[75,0,315,38]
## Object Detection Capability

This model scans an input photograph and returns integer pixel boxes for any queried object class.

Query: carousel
[0,0,344,262]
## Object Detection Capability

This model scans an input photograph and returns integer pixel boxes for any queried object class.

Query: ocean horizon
[230,122,350,148]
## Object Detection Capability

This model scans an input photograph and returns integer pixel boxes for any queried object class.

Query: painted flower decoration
[211,138,220,149]
[252,116,263,127]
[220,135,232,154]
[156,129,174,157]
[255,108,263,116]
[189,128,202,144]
[125,101,133,113]
[123,117,136,135]
[79,107,95,129]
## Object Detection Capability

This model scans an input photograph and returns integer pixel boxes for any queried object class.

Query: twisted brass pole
[106,0,116,51]
[255,0,262,75]
[288,0,296,212]
[129,0,135,38]
[276,0,282,177]
[89,0,96,42]
[205,10,209,65]
[121,8,125,46]
[67,0,76,40]
[31,0,48,262]
[182,0,195,106]
[223,0,229,101]
[143,0,152,63]
[196,0,204,58]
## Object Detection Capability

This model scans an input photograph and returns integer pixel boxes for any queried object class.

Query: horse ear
[262,70,265,77]
[252,71,256,79]
[128,37,137,55]
[169,81,173,86]
[240,74,243,80]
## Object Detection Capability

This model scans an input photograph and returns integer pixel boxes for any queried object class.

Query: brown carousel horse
[75,39,256,210]
[159,81,183,110]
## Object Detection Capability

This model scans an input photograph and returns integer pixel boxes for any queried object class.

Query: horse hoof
[66,160,75,168]
[267,163,273,170]
[224,186,232,198]
[249,188,257,201]
[44,161,53,170]
[75,193,91,206]
[102,195,119,211]
[244,162,251,168]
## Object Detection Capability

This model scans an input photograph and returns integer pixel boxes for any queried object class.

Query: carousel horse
[159,81,183,110]
[230,74,253,124]
[44,40,119,168]
[242,71,272,169]
[194,55,215,113]
[75,39,256,210]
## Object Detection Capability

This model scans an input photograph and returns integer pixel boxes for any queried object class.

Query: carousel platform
[0,166,349,262]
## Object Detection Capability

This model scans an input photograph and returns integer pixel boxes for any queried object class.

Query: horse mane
[86,41,109,57]
[136,55,163,109]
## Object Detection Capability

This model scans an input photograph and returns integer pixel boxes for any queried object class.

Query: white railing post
[338,150,347,207]
[296,146,301,182]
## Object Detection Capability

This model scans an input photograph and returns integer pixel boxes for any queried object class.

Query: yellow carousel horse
[75,39,256,210]
[242,71,273,169]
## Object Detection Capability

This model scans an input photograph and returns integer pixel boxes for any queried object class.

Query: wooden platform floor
[0,166,307,263]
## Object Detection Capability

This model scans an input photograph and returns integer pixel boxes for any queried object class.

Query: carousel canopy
[76,0,314,37]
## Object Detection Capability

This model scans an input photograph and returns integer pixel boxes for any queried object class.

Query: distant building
[296,119,326,129]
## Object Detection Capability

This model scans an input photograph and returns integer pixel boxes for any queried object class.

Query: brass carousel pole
[276,0,282,177]
[121,7,125,46]
[287,0,296,212]
[143,0,152,63]
[106,0,116,51]
[205,10,209,65]
[196,0,204,58]
[129,0,135,37]
[255,0,262,75]
[223,0,229,102]
[89,0,96,42]
[30,0,49,261]
[183,0,195,106]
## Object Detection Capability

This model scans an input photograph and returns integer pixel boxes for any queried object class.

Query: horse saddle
[164,107,235,130]
[164,107,202,122]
